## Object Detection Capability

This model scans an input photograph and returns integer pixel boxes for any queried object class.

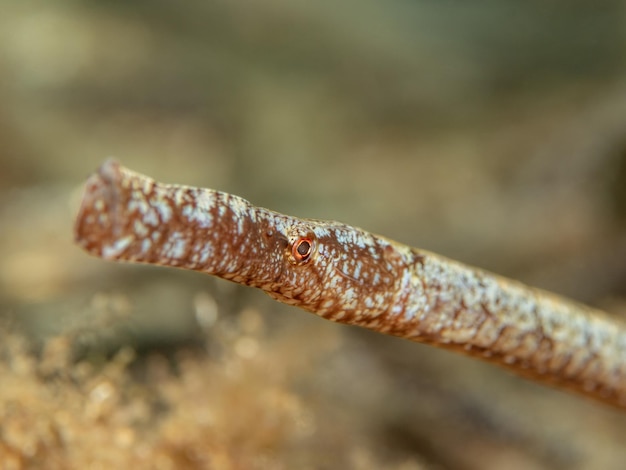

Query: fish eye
[292,236,314,264]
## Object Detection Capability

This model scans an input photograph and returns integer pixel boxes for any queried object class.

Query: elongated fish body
[75,160,626,409]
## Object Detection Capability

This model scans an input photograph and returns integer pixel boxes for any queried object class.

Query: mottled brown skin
[75,160,626,410]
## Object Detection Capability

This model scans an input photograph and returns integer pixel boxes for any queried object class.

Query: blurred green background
[1,1,626,469]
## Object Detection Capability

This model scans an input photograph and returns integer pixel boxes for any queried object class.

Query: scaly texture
[75,159,626,409]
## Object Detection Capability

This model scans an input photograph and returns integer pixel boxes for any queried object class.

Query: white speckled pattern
[75,159,626,410]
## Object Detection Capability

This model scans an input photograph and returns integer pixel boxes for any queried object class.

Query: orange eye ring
[292,237,314,264]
